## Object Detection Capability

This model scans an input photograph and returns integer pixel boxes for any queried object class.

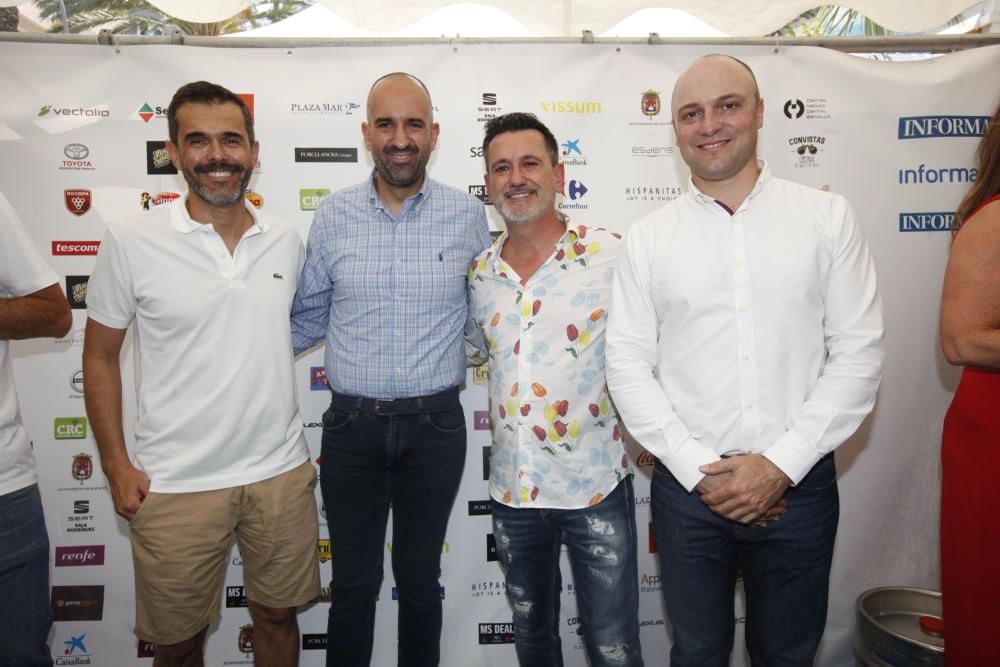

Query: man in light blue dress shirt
[292,72,490,667]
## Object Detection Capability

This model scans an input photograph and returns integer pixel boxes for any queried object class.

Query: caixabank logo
[897,115,990,139]
[57,633,93,665]
[560,139,588,167]
[479,622,516,645]
[898,211,955,233]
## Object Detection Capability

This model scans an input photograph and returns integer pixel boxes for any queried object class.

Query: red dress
[940,194,1000,666]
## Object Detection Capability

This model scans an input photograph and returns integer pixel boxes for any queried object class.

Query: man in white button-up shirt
[606,55,883,666]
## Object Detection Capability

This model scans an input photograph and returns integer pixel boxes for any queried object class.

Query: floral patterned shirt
[467,223,633,509]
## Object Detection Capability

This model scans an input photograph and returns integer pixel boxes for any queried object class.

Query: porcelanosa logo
[61,144,94,171]
[294,147,358,163]
[468,500,492,516]
[55,545,105,567]
[898,211,956,233]
[897,115,990,139]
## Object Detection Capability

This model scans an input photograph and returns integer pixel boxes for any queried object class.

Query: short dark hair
[482,113,559,168]
[168,81,254,146]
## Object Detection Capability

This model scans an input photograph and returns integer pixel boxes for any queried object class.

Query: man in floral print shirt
[467,113,643,667]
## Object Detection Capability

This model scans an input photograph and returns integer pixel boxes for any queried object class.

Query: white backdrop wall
[2,41,997,666]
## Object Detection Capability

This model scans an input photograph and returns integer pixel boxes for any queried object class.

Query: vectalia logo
[55,545,106,566]
[38,105,109,118]
[898,211,955,233]
[898,115,990,139]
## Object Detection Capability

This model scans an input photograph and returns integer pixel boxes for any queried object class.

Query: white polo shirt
[1,192,59,496]
[87,195,308,493]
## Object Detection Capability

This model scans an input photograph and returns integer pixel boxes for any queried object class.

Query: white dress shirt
[606,161,884,491]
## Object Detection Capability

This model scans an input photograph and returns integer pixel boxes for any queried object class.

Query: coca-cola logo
[636,451,656,468]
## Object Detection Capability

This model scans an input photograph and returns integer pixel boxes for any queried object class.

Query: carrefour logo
[54,417,88,440]
[898,115,990,139]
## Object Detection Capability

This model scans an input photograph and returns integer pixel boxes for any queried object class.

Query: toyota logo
[64,143,89,159]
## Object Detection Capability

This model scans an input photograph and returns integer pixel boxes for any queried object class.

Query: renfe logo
[898,115,990,139]
[54,545,105,566]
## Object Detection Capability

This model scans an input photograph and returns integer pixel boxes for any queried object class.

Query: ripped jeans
[492,476,643,667]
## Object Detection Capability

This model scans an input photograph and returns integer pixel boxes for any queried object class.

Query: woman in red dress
[940,101,1000,666]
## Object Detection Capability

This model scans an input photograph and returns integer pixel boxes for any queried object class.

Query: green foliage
[34,0,309,35]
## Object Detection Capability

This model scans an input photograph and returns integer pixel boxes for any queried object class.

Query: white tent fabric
[0,0,985,36]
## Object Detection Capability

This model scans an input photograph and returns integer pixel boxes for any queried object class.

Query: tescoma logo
[54,417,88,440]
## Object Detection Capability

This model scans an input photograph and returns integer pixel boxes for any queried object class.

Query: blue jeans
[492,477,644,667]
[651,454,839,667]
[320,388,466,667]
[0,484,53,666]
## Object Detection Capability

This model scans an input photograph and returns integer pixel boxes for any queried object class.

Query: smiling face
[671,56,764,193]
[485,129,564,227]
[166,101,258,209]
[362,75,439,197]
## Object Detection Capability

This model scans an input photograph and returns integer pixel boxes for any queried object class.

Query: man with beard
[84,81,318,667]
[466,112,643,667]
[292,72,489,666]
[606,55,883,665]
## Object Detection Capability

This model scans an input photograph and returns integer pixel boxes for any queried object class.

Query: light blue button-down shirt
[292,172,490,398]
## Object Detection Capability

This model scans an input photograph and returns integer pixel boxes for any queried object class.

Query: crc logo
[783,99,805,119]
[55,545,105,567]
[64,143,89,159]
[300,188,331,211]
[54,417,88,440]
[568,180,588,201]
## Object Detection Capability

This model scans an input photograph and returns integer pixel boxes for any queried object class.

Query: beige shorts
[129,460,320,645]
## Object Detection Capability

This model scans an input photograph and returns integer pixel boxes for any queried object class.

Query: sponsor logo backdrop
[2,40,998,666]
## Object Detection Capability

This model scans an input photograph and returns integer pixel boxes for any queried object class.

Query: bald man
[606,55,884,665]
[292,73,490,667]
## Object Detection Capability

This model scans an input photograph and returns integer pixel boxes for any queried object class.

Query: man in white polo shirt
[84,81,318,667]
[0,191,72,666]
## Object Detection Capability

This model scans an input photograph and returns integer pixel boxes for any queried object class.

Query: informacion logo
[65,275,89,309]
[898,211,955,233]
[226,585,248,608]
[146,141,177,174]
[300,188,331,211]
[55,545,105,567]
[468,500,492,516]
[898,164,978,185]
[478,622,516,645]
[54,417,88,440]
[898,115,990,139]
[473,410,490,430]
[302,634,327,650]
[294,147,358,163]
[310,366,330,391]
[51,585,105,621]
[64,189,91,216]
[57,633,93,665]
[52,241,100,256]
[61,143,94,171]
[468,185,491,205]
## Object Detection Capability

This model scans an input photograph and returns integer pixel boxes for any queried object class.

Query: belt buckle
[374,398,394,413]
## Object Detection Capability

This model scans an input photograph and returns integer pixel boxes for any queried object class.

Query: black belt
[329,386,460,415]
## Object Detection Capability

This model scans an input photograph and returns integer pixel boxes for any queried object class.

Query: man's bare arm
[0,283,72,340]
[83,317,149,520]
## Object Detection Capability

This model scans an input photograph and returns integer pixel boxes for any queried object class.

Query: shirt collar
[169,192,269,235]
[688,158,770,213]
[366,168,431,212]
[488,213,579,277]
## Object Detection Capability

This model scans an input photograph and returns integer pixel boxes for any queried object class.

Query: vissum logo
[541,101,602,114]
[898,115,990,139]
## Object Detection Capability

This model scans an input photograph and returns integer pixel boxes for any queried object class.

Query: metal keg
[855,587,944,666]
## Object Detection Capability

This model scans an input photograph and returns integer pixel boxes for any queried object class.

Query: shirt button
[739,305,748,313]
[395,331,401,337]
[742,353,750,361]
[744,403,753,410]
[396,367,401,373]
